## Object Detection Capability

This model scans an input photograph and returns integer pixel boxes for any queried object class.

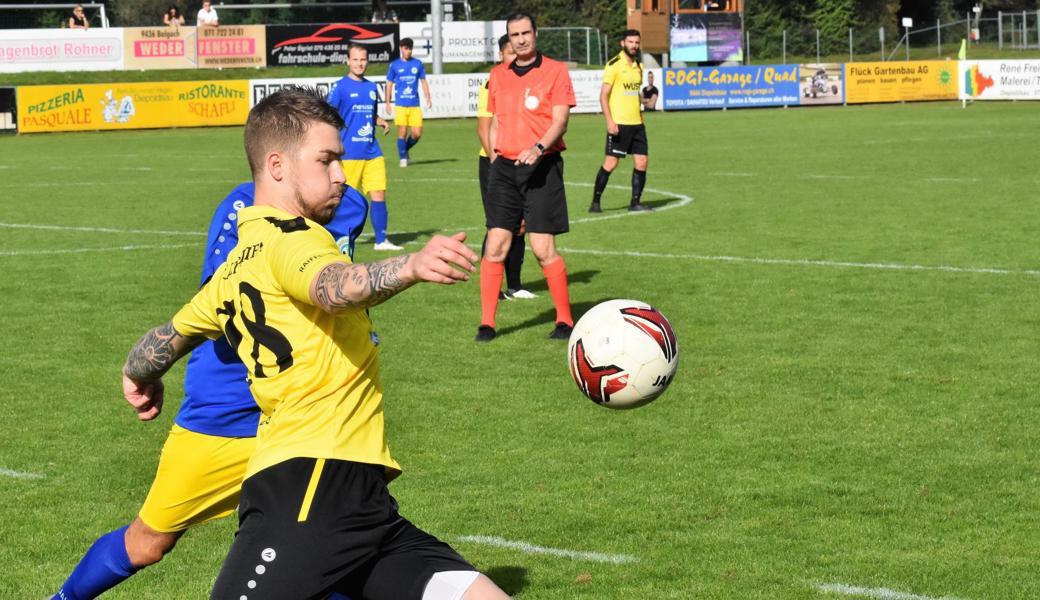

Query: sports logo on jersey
[410,67,417,74]
[369,90,377,100]
[523,88,540,110]
[357,122,373,137]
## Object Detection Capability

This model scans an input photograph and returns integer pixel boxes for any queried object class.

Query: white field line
[816,582,964,600]
[0,468,45,480]
[455,535,638,565]
[704,172,980,184]
[554,247,1040,277]
[405,178,693,230]
[0,179,232,188]
[0,222,206,237]
[0,243,198,257]
[4,180,1035,278]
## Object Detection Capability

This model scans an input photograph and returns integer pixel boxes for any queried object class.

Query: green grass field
[1,100,1039,599]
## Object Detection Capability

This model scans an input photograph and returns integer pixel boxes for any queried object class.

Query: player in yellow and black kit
[120,88,511,600]
[588,29,652,213]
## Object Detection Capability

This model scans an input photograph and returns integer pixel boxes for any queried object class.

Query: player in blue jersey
[50,182,368,600]
[327,44,403,252]
[385,38,432,168]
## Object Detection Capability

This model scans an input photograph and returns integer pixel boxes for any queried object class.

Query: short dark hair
[243,87,344,177]
[506,12,537,32]
[400,37,413,49]
[498,34,510,51]
[621,29,641,40]
[348,43,367,57]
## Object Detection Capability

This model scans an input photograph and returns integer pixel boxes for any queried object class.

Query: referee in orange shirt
[476,12,576,342]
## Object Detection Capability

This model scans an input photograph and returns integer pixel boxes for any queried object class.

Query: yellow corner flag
[958,39,967,60]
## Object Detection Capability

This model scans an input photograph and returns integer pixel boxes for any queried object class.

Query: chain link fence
[747,10,1040,64]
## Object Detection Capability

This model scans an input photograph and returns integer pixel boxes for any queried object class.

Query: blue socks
[370,201,388,244]
[53,526,137,600]
[397,136,420,160]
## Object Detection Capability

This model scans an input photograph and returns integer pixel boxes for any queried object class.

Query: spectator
[163,5,185,29]
[196,0,218,28]
[69,4,89,30]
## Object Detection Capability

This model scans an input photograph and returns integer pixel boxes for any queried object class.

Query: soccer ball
[567,299,679,409]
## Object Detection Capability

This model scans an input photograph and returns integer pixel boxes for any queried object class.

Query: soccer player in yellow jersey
[120,88,511,600]
[589,29,652,213]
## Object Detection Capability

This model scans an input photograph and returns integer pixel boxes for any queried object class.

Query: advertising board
[670,13,743,63]
[662,65,799,110]
[845,61,957,104]
[959,60,1040,100]
[267,23,398,67]
[17,80,249,133]
[398,21,506,63]
[0,29,123,74]
[124,27,196,70]
[199,25,266,69]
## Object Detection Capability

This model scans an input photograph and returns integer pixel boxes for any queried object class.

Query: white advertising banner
[0,28,124,73]
[250,68,612,120]
[399,21,506,64]
[959,59,1040,100]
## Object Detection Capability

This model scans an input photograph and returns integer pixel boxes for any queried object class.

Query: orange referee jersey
[488,53,576,160]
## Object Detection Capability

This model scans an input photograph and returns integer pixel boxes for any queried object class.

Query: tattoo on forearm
[314,255,413,312]
[125,321,195,381]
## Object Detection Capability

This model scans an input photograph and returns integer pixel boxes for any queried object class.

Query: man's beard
[294,187,340,225]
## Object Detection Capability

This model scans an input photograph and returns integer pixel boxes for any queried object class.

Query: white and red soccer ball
[568,299,679,409]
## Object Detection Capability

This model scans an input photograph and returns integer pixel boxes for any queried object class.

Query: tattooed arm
[310,232,478,314]
[122,321,204,421]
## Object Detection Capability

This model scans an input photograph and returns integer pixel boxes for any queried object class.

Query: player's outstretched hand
[407,232,477,285]
[123,373,164,421]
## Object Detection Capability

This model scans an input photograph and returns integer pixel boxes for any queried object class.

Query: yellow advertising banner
[124,27,198,70]
[198,25,266,69]
[844,61,957,104]
[17,80,250,133]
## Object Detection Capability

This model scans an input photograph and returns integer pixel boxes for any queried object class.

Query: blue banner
[662,65,801,110]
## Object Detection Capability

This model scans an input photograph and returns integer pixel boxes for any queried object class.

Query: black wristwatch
[534,142,545,154]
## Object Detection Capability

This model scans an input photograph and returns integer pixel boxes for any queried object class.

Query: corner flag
[958,39,967,60]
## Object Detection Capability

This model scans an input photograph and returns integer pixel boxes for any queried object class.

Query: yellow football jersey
[603,51,644,125]
[172,205,401,481]
[477,79,491,158]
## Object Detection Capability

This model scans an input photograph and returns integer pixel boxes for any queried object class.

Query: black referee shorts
[485,152,569,235]
[478,154,490,207]
[210,458,473,600]
[605,123,649,158]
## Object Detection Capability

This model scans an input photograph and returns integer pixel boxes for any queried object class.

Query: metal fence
[747,10,1040,64]
[539,27,606,66]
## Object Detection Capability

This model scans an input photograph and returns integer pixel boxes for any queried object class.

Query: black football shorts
[210,458,473,600]
[485,152,569,235]
[605,123,649,158]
